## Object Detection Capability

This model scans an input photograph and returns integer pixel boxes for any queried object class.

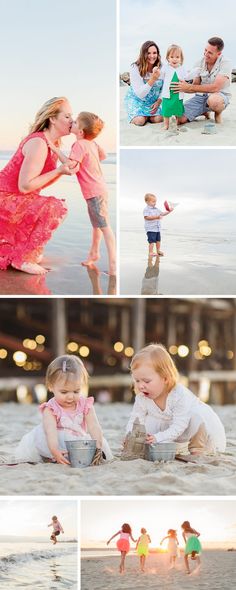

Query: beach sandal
[90,448,106,466]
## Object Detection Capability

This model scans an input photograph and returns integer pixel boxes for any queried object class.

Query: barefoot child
[49,112,116,275]
[15,354,113,464]
[143,193,173,256]
[107,523,137,573]
[160,44,200,130]
[160,529,179,568]
[181,521,202,574]
[48,515,64,544]
[136,528,151,572]
[126,343,226,454]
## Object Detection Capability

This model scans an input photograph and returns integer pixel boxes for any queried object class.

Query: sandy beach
[120,227,236,296]
[0,401,236,496]
[120,85,236,146]
[81,550,236,590]
[0,156,116,296]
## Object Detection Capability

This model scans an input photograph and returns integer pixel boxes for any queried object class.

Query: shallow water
[0,541,77,589]
[120,224,236,296]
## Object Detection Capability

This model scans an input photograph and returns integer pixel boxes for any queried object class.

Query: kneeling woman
[0,97,76,274]
[125,40,163,126]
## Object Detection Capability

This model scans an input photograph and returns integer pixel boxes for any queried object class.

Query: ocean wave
[0,547,74,571]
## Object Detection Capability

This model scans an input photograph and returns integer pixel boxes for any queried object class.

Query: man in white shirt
[171,37,231,124]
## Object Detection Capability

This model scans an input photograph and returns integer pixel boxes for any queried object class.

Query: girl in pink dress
[107,523,137,573]
[48,516,64,544]
[15,354,113,464]
[0,97,77,275]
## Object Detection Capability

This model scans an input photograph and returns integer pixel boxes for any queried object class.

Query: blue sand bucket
[145,442,176,462]
[65,439,96,468]
[201,121,217,135]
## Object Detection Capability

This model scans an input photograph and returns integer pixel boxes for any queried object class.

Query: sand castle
[121,418,146,460]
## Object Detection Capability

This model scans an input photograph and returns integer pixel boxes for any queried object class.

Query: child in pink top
[15,354,112,464]
[49,112,116,276]
[48,515,64,544]
[107,523,137,573]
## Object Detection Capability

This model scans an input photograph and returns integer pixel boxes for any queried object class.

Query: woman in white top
[124,40,163,126]
[127,343,226,454]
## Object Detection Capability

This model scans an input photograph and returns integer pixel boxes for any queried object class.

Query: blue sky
[0,0,116,150]
[120,149,236,233]
[120,0,236,70]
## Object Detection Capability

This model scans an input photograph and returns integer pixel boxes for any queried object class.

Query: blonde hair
[130,344,179,393]
[30,97,69,133]
[77,111,104,139]
[166,44,184,65]
[144,193,156,203]
[46,354,88,392]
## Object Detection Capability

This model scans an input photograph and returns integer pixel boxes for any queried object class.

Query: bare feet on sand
[11,262,48,275]
[81,253,100,267]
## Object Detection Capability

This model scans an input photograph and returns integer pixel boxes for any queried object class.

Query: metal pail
[65,439,96,468]
[145,442,176,462]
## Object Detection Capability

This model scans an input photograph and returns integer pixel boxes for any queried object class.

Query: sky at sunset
[0,0,116,151]
[0,499,77,540]
[81,498,236,549]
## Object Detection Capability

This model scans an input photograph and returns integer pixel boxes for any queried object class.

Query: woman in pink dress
[0,96,76,275]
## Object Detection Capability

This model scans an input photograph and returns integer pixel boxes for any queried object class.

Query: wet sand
[0,160,116,295]
[120,85,236,147]
[0,402,236,496]
[120,229,236,296]
[81,550,236,590]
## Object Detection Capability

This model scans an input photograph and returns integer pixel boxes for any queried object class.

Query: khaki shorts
[87,196,108,228]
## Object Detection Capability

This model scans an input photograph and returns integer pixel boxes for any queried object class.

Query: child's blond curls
[144,193,156,203]
[46,354,88,392]
[130,343,179,393]
[77,111,104,139]
[166,44,184,65]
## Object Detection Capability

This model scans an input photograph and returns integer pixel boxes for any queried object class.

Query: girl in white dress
[127,344,226,454]
[15,354,112,464]
[160,529,179,567]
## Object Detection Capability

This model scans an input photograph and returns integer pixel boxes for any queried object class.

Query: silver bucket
[65,439,96,468]
[145,442,176,462]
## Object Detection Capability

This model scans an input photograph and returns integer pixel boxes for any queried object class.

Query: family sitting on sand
[0,97,116,276]
[107,520,201,574]
[125,37,231,128]
[14,344,226,465]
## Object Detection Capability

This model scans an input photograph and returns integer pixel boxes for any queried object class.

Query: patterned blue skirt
[125,80,163,122]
